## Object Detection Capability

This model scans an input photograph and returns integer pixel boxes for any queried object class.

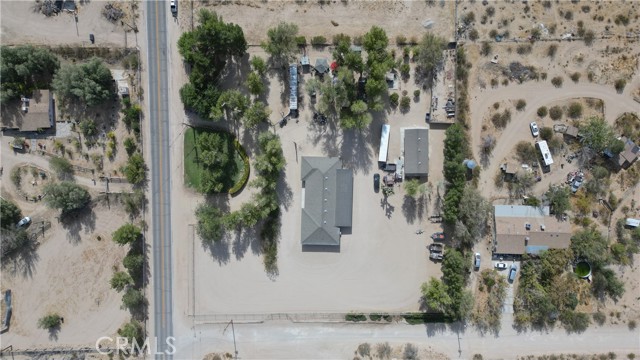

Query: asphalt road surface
[146,1,173,358]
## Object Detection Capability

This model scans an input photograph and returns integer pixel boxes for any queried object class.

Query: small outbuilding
[314,58,330,75]
[404,128,429,177]
[1,90,55,132]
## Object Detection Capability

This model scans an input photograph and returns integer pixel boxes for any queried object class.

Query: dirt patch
[0,202,131,349]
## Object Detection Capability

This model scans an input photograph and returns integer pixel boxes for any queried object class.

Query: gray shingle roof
[301,157,353,246]
[404,128,429,176]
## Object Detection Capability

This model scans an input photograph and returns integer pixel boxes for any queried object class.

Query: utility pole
[223,320,238,359]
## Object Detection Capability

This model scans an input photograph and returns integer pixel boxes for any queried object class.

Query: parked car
[495,262,507,270]
[508,264,518,282]
[373,173,380,192]
[429,243,445,253]
[170,0,177,15]
[530,122,539,137]
[431,232,445,241]
[16,216,31,229]
[474,253,481,270]
[571,177,584,193]
[429,253,443,261]
[89,34,95,44]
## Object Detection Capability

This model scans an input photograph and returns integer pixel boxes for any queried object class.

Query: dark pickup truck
[379,162,396,172]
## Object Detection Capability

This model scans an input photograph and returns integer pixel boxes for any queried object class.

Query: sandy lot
[179,0,455,44]
[0,200,131,349]
[0,0,137,48]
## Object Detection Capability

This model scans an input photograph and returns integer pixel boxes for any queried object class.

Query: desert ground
[0,1,137,48]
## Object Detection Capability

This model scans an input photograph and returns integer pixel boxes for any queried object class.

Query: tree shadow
[60,206,97,245]
[203,238,231,266]
[340,128,373,175]
[47,323,62,341]
[1,231,41,279]
[380,196,395,219]
[230,226,262,261]
[276,167,294,211]
[402,196,418,224]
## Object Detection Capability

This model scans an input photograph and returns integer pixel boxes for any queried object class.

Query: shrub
[593,311,607,325]
[540,127,553,141]
[402,312,448,324]
[413,89,420,98]
[345,313,367,322]
[228,140,250,195]
[629,320,637,330]
[516,99,526,111]
[551,76,563,88]
[615,79,627,93]
[537,106,548,117]
[49,156,74,180]
[400,96,411,112]
[468,29,479,41]
[584,30,595,45]
[480,42,492,56]
[549,105,563,120]
[310,35,326,46]
[294,35,306,47]
[516,44,532,55]
[38,313,62,330]
[568,102,583,118]
[547,44,558,57]
[389,93,399,107]
[396,34,407,45]
[124,137,137,156]
[400,63,410,79]
[79,119,97,137]
[332,33,350,45]
[571,72,581,83]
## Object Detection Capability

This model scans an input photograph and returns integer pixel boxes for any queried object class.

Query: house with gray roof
[404,128,429,177]
[301,157,353,247]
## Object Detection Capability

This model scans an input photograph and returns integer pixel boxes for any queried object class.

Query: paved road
[146,1,173,358]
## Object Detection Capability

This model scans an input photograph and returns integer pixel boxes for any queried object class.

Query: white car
[530,122,539,137]
[474,253,481,270]
[16,216,31,228]
[495,262,507,270]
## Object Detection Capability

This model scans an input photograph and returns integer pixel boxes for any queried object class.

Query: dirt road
[172,320,639,359]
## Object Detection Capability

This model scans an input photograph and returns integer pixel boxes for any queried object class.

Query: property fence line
[29,221,52,241]
[190,312,437,324]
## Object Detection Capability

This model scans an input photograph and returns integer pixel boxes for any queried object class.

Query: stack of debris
[102,3,124,23]
[35,0,60,16]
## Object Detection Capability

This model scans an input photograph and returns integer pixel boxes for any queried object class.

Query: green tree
[216,89,250,123]
[121,288,146,311]
[540,126,554,141]
[250,56,267,76]
[124,137,137,156]
[591,268,625,301]
[421,278,452,313]
[580,116,616,153]
[537,106,548,117]
[414,33,447,87]
[455,187,491,248]
[197,132,229,168]
[37,313,62,330]
[123,253,144,278]
[49,156,74,180]
[404,179,425,198]
[123,153,147,185]
[243,101,271,128]
[0,46,60,104]
[195,203,225,243]
[110,271,133,292]
[112,223,142,246]
[178,9,247,119]
[1,198,22,229]
[52,58,113,106]
[245,72,265,96]
[44,181,91,213]
[341,100,372,130]
[362,26,389,64]
[546,186,571,215]
[549,105,563,120]
[118,320,144,346]
[261,22,299,67]
[571,227,610,268]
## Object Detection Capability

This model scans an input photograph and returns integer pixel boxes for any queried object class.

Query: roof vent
[525,223,531,230]
[540,225,545,231]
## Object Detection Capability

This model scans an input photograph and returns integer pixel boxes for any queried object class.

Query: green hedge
[402,312,450,325]
[345,313,367,322]
[369,313,392,322]
[229,140,250,196]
